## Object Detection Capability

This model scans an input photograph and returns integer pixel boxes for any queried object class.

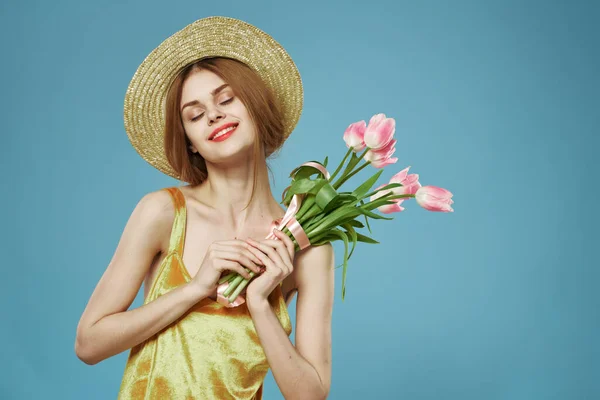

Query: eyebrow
[180,83,231,112]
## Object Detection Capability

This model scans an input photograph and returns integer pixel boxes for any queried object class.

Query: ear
[189,144,198,153]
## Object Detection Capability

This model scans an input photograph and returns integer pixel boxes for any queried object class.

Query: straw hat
[123,16,304,180]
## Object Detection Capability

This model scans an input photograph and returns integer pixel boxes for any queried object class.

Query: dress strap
[162,187,187,256]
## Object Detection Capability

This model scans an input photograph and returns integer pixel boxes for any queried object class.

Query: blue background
[2,0,598,399]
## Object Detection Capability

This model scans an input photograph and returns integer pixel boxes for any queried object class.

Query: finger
[220,260,252,279]
[247,236,291,267]
[215,249,259,269]
[246,238,286,272]
[214,250,262,274]
[245,249,264,267]
[242,244,265,265]
[214,240,264,265]
[246,243,278,273]
[272,229,295,259]
[248,236,293,254]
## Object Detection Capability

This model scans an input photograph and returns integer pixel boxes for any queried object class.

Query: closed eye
[190,97,234,122]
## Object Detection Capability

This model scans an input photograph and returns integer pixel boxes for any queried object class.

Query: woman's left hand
[245,228,296,305]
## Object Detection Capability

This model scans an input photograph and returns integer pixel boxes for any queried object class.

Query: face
[180,69,256,163]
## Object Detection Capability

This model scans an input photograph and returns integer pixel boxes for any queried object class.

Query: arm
[247,242,334,400]
[74,190,208,365]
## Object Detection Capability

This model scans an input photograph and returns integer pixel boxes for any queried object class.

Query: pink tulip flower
[389,166,421,196]
[415,186,454,212]
[364,138,398,168]
[343,120,367,152]
[364,113,395,151]
[370,183,405,214]
[368,166,421,213]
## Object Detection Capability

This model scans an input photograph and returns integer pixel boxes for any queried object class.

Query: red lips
[209,122,239,140]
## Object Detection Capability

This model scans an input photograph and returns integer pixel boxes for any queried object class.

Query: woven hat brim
[123,16,303,180]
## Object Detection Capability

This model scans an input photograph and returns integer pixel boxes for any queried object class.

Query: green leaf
[364,198,394,211]
[348,151,361,170]
[334,151,360,186]
[290,163,329,180]
[355,232,379,244]
[360,199,372,234]
[347,219,365,228]
[341,222,358,259]
[309,234,335,246]
[282,185,294,206]
[352,169,384,199]
[292,178,319,193]
[306,179,326,195]
[328,228,350,301]
[309,205,363,236]
[380,182,403,189]
[283,178,327,206]
[309,224,379,246]
[320,193,358,214]
[357,207,394,220]
[315,182,339,212]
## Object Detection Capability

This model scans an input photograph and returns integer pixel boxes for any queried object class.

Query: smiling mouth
[209,124,239,141]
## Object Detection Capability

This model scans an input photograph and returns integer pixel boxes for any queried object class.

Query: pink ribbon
[216,281,246,307]
[216,161,330,308]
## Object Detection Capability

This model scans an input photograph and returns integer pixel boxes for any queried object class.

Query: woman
[75,17,334,399]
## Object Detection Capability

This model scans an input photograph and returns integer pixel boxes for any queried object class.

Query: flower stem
[333,160,371,190]
[228,271,256,302]
[218,272,237,284]
[331,148,370,189]
[295,196,315,221]
[328,147,354,182]
[223,273,246,297]
[298,203,317,224]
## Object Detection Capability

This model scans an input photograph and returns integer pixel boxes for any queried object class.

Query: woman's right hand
[190,239,265,299]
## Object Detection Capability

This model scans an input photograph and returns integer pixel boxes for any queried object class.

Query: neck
[188,152,282,233]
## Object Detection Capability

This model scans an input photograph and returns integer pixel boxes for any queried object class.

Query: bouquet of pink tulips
[217,113,454,306]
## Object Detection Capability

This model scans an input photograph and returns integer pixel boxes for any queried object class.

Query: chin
[205,137,255,162]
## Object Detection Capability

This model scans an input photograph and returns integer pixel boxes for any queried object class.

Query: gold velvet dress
[118,187,293,399]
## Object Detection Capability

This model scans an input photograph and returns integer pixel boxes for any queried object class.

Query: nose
[207,109,225,126]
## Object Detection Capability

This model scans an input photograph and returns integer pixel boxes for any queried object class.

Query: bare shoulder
[136,187,175,217]
[134,188,179,253]
[293,242,335,290]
